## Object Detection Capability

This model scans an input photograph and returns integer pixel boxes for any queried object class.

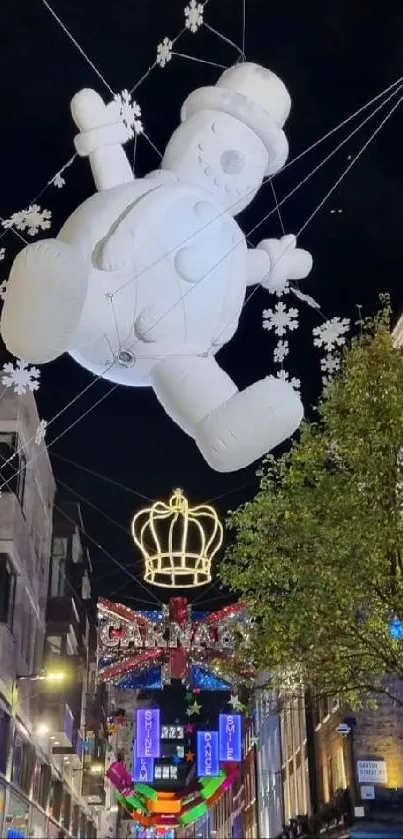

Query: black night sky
[1,0,402,610]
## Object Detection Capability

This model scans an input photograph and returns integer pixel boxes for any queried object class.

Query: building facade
[255,685,283,838]
[207,712,258,839]
[258,684,403,838]
[0,389,104,838]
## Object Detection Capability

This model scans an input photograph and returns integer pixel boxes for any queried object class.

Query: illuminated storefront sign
[136,709,160,759]
[133,755,154,783]
[219,713,242,762]
[197,731,219,777]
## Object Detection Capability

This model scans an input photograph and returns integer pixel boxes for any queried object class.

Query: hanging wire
[39,0,165,162]
[172,53,228,70]
[208,86,403,352]
[1,80,402,494]
[54,472,156,562]
[204,23,245,60]
[52,497,162,605]
[1,65,401,250]
[241,0,246,60]
[270,181,286,236]
[39,0,114,93]
[52,451,155,502]
[112,78,403,300]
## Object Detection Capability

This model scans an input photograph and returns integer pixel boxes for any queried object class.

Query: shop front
[29,803,47,838]
[0,781,6,837]
[47,816,64,838]
[3,788,29,838]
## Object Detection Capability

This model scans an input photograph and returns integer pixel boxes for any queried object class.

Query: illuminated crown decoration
[131,488,223,588]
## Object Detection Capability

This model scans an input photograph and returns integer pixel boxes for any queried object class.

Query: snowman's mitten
[257,234,313,293]
[71,89,133,190]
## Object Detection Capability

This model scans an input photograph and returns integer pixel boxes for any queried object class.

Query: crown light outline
[131,488,223,588]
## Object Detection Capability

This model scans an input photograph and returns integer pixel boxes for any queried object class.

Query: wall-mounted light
[36,723,50,736]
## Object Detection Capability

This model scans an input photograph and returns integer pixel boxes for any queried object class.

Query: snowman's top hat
[181,63,291,176]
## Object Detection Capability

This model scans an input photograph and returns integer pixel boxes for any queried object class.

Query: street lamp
[71,760,105,776]
[89,760,105,775]
[17,669,67,683]
[36,722,51,736]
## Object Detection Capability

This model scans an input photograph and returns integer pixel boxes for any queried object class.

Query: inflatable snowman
[1,63,313,472]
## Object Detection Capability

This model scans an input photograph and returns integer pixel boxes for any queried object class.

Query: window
[48,779,63,822]
[46,635,62,655]
[18,740,35,795]
[327,754,335,799]
[39,763,52,809]
[0,432,26,506]
[0,709,11,774]
[72,531,82,564]
[0,554,16,631]
[20,609,35,670]
[61,789,72,832]
[11,733,23,786]
[32,760,42,803]
[50,537,68,597]
[82,572,91,600]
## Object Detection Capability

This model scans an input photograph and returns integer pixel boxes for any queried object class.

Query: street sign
[357,760,387,784]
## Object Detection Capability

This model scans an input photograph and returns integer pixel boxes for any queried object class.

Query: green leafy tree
[220,305,403,707]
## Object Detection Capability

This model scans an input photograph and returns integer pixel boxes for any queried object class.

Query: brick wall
[353,680,403,789]
[313,681,403,805]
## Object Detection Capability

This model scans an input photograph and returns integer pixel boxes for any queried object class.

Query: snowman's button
[175,246,205,284]
[134,307,164,342]
[193,201,217,224]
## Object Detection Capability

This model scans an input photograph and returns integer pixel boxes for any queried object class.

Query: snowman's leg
[151,356,303,472]
[1,240,88,364]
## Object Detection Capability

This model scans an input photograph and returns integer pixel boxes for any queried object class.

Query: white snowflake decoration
[276,369,301,391]
[1,359,41,395]
[320,354,341,375]
[53,172,66,189]
[184,0,204,32]
[114,90,143,139]
[273,340,289,364]
[34,419,48,446]
[262,302,299,337]
[156,37,173,68]
[313,317,350,351]
[2,204,52,237]
[0,280,8,301]
[272,281,290,298]
[0,248,5,261]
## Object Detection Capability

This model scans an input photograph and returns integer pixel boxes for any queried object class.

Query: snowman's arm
[246,248,272,287]
[71,89,134,191]
[246,235,313,293]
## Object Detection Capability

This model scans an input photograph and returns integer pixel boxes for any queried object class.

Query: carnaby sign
[96,597,256,687]
[99,615,235,652]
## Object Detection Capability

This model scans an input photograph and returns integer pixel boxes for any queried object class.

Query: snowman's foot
[194,375,303,472]
[1,239,88,363]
